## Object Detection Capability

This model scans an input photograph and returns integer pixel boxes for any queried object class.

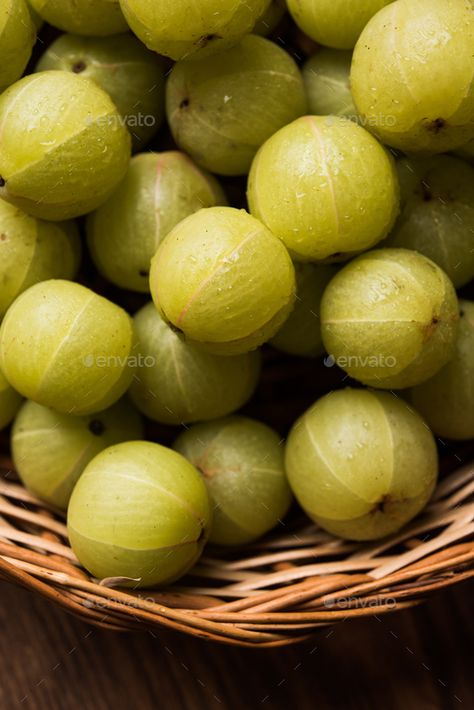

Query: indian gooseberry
[87,152,227,293]
[0,367,22,430]
[350,0,474,154]
[118,0,270,61]
[150,207,296,356]
[254,0,286,36]
[410,300,474,440]
[29,0,128,36]
[384,155,474,288]
[285,388,438,541]
[247,115,400,262]
[0,200,81,318]
[166,34,307,176]
[0,280,136,416]
[302,49,358,120]
[67,441,212,587]
[270,263,337,358]
[174,416,292,545]
[287,0,393,49]
[130,303,261,425]
[0,0,36,93]
[0,71,131,221]
[321,248,459,389]
[12,399,143,510]
[35,33,166,150]
[26,0,43,29]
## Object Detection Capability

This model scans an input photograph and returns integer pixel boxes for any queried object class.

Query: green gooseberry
[303,49,358,120]
[68,441,212,587]
[0,71,131,221]
[410,300,474,440]
[0,366,22,430]
[253,0,286,36]
[26,0,44,30]
[0,0,36,93]
[248,115,400,262]
[321,248,459,389]
[174,416,292,545]
[0,199,81,319]
[29,0,128,36]
[0,280,136,415]
[150,207,296,356]
[86,152,226,293]
[166,34,307,176]
[286,388,438,541]
[130,303,261,425]
[12,398,143,510]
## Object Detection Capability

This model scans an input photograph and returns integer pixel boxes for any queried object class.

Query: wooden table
[0,579,471,709]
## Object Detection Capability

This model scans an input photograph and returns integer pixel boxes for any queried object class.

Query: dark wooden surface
[0,579,472,709]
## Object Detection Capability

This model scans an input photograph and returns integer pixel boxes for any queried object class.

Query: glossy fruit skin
[35,33,166,150]
[0,367,22,430]
[0,280,136,416]
[286,388,438,541]
[12,399,143,509]
[130,303,261,424]
[303,49,358,120]
[67,441,212,587]
[87,152,227,293]
[351,0,474,154]
[175,416,292,545]
[29,0,128,35]
[248,115,400,262]
[254,0,286,36]
[150,207,296,356]
[0,0,36,93]
[411,300,474,440]
[321,248,459,389]
[0,71,131,221]
[0,200,81,318]
[384,156,474,288]
[119,0,270,61]
[166,34,307,176]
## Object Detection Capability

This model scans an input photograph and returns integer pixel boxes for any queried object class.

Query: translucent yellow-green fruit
[150,207,296,356]
[12,399,143,510]
[166,34,307,176]
[0,280,136,415]
[29,0,128,36]
[0,71,131,221]
[119,0,270,61]
[67,441,212,587]
[286,388,438,541]
[0,366,22,430]
[321,248,459,389]
[270,263,337,357]
[410,300,474,440]
[35,33,166,150]
[87,152,226,293]
[0,200,81,318]
[175,416,292,545]
[351,0,474,154]
[384,156,474,288]
[0,0,36,93]
[248,115,400,262]
[130,303,261,425]
[26,0,43,29]
[254,0,286,36]
[303,49,358,120]
[287,0,393,49]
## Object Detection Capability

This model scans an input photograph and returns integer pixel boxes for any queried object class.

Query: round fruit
[87,152,226,293]
[35,33,166,149]
[321,248,459,389]
[26,0,43,29]
[411,300,474,440]
[150,207,296,355]
[29,0,128,35]
[12,399,143,509]
[166,34,307,176]
[0,280,136,415]
[248,115,399,262]
[303,49,358,120]
[286,388,438,541]
[130,303,261,424]
[270,263,337,357]
[0,200,81,318]
[67,441,212,587]
[0,0,36,93]
[119,0,270,61]
[0,367,22,430]
[175,416,292,545]
[0,71,131,221]
[254,0,286,36]
[351,0,474,153]
[384,155,474,288]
